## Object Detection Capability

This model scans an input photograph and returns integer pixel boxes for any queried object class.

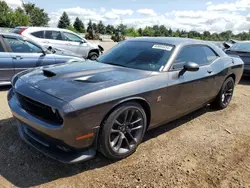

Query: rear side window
[4,37,43,53]
[202,46,218,62]
[172,45,217,70]
[62,32,82,42]
[31,31,44,38]
[45,31,62,40]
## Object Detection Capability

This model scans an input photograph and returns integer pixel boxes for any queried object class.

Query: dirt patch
[0,78,250,187]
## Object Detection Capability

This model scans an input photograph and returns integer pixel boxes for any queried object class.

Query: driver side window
[172,45,215,70]
[4,37,43,53]
[62,32,82,42]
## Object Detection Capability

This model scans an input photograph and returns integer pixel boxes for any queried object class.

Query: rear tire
[88,52,99,60]
[211,77,235,110]
[98,102,147,160]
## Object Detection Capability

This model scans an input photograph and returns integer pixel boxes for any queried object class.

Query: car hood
[18,61,151,102]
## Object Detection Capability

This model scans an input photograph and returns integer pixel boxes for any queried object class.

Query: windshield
[97,41,174,71]
[230,42,250,52]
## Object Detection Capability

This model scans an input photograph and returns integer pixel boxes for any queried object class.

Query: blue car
[0,33,83,86]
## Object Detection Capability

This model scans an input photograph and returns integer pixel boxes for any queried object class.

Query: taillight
[18,28,27,35]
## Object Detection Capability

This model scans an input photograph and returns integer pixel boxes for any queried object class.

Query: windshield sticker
[152,44,173,51]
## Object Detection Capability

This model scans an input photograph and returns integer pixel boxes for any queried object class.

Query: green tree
[73,17,85,33]
[87,20,94,38]
[159,25,167,36]
[66,25,77,33]
[92,23,98,33]
[12,8,29,27]
[23,3,49,26]
[125,27,139,37]
[57,11,70,28]
[142,26,154,36]
[0,1,13,27]
[0,1,29,27]
[97,21,105,34]
[168,28,173,36]
[106,24,115,35]
[117,24,127,35]
[203,31,211,40]
[153,25,161,36]
[138,28,143,36]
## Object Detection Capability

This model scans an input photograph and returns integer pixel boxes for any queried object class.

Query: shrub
[85,33,100,40]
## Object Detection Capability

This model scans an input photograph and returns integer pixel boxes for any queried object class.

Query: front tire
[98,102,147,160]
[211,77,235,109]
[88,51,99,60]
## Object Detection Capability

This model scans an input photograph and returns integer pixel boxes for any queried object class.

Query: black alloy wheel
[211,77,235,109]
[99,102,147,160]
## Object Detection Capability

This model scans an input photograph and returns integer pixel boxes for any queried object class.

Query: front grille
[16,92,63,125]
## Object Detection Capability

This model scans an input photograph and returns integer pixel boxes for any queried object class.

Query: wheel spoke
[131,118,142,125]
[126,131,137,144]
[111,134,120,147]
[127,110,135,123]
[115,133,124,151]
[124,136,131,149]
[123,110,128,123]
[115,120,123,126]
[111,128,120,133]
[131,125,143,131]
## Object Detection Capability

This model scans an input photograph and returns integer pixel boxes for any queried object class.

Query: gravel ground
[0,42,250,187]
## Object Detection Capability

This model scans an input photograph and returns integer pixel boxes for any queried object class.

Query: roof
[14,26,71,32]
[128,37,213,46]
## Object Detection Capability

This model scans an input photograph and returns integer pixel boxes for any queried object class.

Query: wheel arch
[100,97,151,130]
[226,73,236,83]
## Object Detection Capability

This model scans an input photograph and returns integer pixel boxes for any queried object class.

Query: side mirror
[184,62,199,72]
[80,40,85,44]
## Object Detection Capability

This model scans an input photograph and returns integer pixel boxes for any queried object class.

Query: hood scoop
[43,69,56,77]
[74,75,110,83]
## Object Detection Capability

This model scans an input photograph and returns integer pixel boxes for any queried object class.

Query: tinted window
[230,42,250,51]
[31,31,44,38]
[63,32,82,42]
[203,46,217,62]
[45,31,62,40]
[173,45,217,69]
[4,37,42,53]
[97,41,174,71]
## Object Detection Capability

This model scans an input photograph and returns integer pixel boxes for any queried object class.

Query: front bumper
[8,81,99,163]
[17,121,96,164]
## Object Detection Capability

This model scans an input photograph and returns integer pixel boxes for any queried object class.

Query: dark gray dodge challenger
[8,37,244,163]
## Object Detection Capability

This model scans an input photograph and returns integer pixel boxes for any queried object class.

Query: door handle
[207,70,212,74]
[13,56,23,60]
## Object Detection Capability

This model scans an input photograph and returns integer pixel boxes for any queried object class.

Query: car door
[43,30,68,50]
[3,36,55,74]
[165,45,216,120]
[61,32,88,57]
[0,37,14,82]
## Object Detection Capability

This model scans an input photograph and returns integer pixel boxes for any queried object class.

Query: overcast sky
[4,0,250,33]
